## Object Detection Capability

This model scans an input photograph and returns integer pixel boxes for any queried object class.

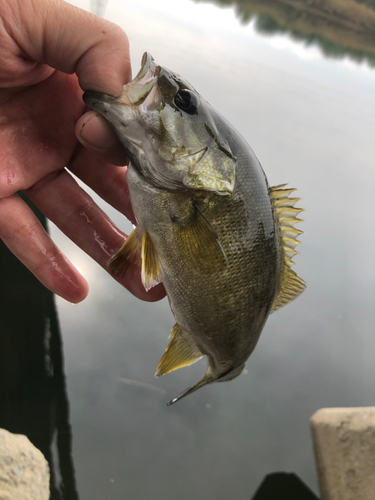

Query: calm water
[33,0,375,498]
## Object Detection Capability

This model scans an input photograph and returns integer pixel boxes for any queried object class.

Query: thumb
[2,0,130,94]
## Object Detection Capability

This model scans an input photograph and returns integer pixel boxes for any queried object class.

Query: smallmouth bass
[83,53,305,405]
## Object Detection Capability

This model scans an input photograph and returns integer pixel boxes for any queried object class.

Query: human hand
[0,0,166,303]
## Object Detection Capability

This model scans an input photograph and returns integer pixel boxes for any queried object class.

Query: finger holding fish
[25,166,166,303]
[75,111,130,168]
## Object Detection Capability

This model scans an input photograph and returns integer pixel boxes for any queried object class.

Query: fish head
[83,52,236,195]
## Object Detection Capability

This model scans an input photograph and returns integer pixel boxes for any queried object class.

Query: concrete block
[0,428,49,500]
[310,407,375,500]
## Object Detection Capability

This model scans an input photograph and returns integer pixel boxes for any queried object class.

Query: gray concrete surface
[310,407,375,500]
[0,428,49,500]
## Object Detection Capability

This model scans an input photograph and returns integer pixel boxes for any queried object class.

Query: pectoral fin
[108,228,142,276]
[108,228,162,291]
[270,184,306,313]
[141,230,162,291]
[174,202,227,272]
[155,324,202,377]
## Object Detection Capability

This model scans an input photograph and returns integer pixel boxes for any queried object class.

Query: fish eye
[174,90,198,115]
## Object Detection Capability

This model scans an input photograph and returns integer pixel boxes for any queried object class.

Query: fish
[83,52,305,405]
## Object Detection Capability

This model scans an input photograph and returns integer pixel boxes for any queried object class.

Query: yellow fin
[280,226,303,239]
[270,184,306,313]
[155,324,202,377]
[271,267,306,313]
[108,228,141,277]
[269,185,296,198]
[141,230,162,291]
[174,202,227,272]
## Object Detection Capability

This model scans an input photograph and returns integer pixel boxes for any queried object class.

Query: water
[3,0,375,498]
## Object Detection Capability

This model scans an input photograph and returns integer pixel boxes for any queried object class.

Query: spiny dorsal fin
[174,202,227,272]
[108,228,142,277]
[141,230,162,291]
[270,184,306,313]
[271,267,306,312]
[155,324,202,377]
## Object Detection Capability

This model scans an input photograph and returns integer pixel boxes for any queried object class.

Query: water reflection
[194,0,375,66]
[0,194,79,500]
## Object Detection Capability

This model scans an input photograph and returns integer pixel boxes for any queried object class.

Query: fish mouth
[83,52,159,109]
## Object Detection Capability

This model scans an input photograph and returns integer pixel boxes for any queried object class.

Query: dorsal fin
[155,324,203,377]
[108,228,142,276]
[270,184,306,313]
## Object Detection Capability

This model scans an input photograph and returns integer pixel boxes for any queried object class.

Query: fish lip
[83,90,118,106]
[133,52,155,82]
[123,52,159,105]
[83,52,159,109]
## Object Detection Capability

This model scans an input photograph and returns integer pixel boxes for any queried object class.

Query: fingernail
[80,114,117,149]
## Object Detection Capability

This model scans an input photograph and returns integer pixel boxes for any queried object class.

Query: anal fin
[108,228,141,277]
[155,324,202,377]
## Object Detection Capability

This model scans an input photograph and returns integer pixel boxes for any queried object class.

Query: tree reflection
[194,0,375,67]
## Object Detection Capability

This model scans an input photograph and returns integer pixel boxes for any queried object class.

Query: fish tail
[167,372,215,406]
[166,363,246,405]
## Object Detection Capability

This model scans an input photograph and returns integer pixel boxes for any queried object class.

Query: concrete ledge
[0,428,49,500]
[310,407,375,500]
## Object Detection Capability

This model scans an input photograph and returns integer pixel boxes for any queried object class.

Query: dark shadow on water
[251,472,319,499]
[0,193,79,500]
